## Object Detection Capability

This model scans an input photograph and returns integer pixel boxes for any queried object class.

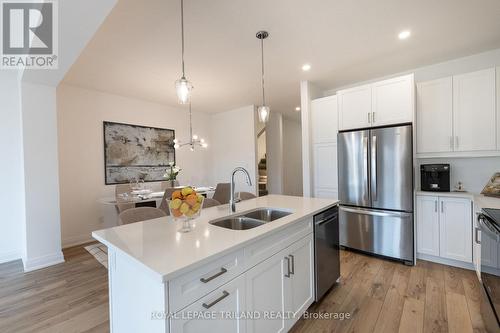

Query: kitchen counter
[92,194,338,282]
[416,190,475,200]
[474,194,500,210]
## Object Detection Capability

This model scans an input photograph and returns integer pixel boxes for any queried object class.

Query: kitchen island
[92,194,338,333]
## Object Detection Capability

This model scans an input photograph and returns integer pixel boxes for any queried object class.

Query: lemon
[192,202,201,212]
[181,187,194,197]
[169,198,182,209]
[179,202,190,214]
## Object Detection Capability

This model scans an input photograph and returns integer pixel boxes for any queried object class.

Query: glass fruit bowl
[167,187,204,233]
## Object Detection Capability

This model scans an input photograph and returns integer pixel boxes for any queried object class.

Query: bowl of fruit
[167,187,204,233]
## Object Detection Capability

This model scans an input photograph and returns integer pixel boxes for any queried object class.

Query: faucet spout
[229,167,253,213]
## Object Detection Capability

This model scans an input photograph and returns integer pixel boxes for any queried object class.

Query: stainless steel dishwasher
[314,205,340,301]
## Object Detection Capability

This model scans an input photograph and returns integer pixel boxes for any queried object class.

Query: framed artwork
[481,172,500,197]
[103,121,175,185]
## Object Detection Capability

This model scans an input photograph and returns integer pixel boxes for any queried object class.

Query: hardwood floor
[291,250,487,333]
[0,246,488,333]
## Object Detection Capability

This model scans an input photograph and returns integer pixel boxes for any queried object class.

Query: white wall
[21,82,64,271]
[57,84,212,247]
[210,106,258,194]
[283,117,303,196]
[0,72,25,264]
[266,112,284,194]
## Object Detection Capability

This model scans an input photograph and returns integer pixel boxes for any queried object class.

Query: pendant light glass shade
[257,105,270,123]
[256,31,270,123]
[175,76,193,104]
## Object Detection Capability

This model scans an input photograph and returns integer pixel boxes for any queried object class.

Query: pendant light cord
[189,103,193,142]
[180,0,185,77]
[260,38,266,106]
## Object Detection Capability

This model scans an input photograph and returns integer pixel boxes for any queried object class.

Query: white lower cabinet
[416,194,472,264]
[246,235,314,333]
[171,274,246,333]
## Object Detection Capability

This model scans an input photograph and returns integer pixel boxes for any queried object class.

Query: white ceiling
[63,0,500,116]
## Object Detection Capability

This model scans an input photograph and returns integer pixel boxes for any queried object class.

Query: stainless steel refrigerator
[338,124,414,264]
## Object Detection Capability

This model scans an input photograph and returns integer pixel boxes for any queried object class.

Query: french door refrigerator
[338,124,414,264]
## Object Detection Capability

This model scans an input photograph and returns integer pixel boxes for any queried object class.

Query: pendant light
[256,31,270,123]
[173,103,208,151]
[175,0,193,104]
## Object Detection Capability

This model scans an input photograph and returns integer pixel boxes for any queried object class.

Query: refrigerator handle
[363,136,369,201]
[371,135,377,202]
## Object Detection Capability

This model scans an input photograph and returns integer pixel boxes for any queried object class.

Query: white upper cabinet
[371,74,414,126]
[453,68,496,152]
[338,84,372,130]
[311,96,338,143]
[338,74,414,131]
[416,77,453,153]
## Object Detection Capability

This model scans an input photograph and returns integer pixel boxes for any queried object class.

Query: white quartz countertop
[416,190,475,200]
[474,194,500,210]
[92,195,338,282]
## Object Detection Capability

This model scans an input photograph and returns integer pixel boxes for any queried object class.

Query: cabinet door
[283,235,314,331]
[372,74,414,126]
[453,68,496,152]
[416,77,453,153]
[171,274,246,333]
[311,96,338,144]
[338,84,372,130]
[313,143,338,198]
[439,197,472,262]
[416,195,440,256]
[246,251,287,333]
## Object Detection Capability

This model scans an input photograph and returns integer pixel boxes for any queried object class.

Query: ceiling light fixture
[302,63,311,71]
[398,30,411,40]
[256,30,270,123]
[174,103,208,151]
[295,106,301,111]
[175,0,193,104]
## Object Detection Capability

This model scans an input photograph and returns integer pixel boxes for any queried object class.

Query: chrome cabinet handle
[434,200,438,212]
[441,201,444,213]
[455,136,459,149]
[289,255,295,275]
[368,113,371,124]
[202,291,229,309]
[284,256,291,278]
[372,112,376,123]
[200,268,227,283]
[475,227,481,244]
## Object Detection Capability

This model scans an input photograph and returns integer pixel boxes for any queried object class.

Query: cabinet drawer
[169,249,244,312]
[244,219,312,269]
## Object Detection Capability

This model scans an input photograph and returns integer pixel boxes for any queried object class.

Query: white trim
[62,233,94,248]
[23,251,65,272]
[417,252,474,270]
[0,250,22,264]
[417,151,500,159]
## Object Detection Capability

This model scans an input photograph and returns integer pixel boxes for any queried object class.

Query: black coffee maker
[420,164,450,192]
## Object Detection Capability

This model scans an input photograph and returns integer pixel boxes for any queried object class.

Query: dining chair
[202,198,221,208]
[236,192,257,201]
[213,183,231,204]
[115,183,134,213]
[161,180,180,191]
[118,207,166,225]
[159,187,178,215]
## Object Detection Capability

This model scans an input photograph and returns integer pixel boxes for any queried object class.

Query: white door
[246,251,287,333]
[338,84,372,130]
[171,274,246,333]
[313,143,338,199]
[416,77,453,153]
[311,95,338,144]
[416,195,440,256]
[283,235,314,331]
[439,197,472,263]
[453,68,496,152]
[371,74,414,126]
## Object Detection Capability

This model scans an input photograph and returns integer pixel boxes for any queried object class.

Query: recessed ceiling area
[63,0,500,115]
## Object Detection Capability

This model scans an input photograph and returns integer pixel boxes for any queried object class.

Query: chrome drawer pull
[289,255,295,275]
[475,227,481,244]
[200,268,227,283]
[202,291,229,309]
[284,256,291,278]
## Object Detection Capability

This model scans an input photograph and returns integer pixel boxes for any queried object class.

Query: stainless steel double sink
[209,208,292,230]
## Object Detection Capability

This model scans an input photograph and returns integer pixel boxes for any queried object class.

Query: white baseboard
[0,250,22,264]
[23,251,65,272]
[62,234,95,249]
[417,253,474,270]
